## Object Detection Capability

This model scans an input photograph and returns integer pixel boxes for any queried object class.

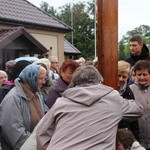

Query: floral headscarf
[18,64,40,91]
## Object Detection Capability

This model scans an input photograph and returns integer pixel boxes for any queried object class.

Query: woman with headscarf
[33,58,54,99]
[0,64,47,150]
[33,58,54,113]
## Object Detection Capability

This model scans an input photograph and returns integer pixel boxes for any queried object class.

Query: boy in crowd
[118,60,139,141]
[116,128,145,150]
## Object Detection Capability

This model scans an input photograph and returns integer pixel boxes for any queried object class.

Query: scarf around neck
[22,83,44,132]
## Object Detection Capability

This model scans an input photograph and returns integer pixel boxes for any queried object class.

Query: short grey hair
[71,65,103,86]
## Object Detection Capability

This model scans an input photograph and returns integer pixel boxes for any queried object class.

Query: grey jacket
[0,79,42,150]
[130,83,150,149]
[36,84,143,150]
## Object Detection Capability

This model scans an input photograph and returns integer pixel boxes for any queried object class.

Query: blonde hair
[118,60,131,73]
[33,58,51,72]
[0,70,7,77]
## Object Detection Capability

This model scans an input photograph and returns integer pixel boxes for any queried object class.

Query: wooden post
[97,0,118,89]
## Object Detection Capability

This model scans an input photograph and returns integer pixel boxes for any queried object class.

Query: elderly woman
[0,64,47,150]
[36,65,143,150]
[0,70,8,87]
[33,58,54,99]
[33,58,54,113]
[46,59,79,109]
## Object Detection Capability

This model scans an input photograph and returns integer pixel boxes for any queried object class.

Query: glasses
[51,62,58,63]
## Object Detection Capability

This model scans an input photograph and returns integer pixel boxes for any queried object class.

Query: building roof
[64,40,81,54]
[0,0,72,33]
[0,26,47,53]
[0,26,80,54]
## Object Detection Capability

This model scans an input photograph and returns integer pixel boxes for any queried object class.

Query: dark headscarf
[10,60,31,81]
[19,64,40,92]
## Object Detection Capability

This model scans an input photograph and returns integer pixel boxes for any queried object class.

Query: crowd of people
[0,35,149,150]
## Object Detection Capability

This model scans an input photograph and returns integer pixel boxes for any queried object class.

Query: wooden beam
[97,0,118,89]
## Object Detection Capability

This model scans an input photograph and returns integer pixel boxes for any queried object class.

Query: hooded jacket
[126,44,150,66]
[37,84,143,150]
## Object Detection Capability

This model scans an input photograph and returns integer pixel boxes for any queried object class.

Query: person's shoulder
[129,83,138,88]
[1,84,14,91]
[53,73,59,78]
[0,85,14,103]
[99,84,120,98]
[1,86,23,105]
[125,57,131,63]
[49,70,53,74]
[129,83,141,94]
[145,56,150,61]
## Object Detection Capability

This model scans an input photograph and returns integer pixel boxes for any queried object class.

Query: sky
[27,0,150,40]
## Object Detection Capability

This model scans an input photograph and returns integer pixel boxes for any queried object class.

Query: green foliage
[40,2,59,18]
[40,1,95,59]
[40,2,150,60]
[118,25,150,60]
[59,2,95,58]
[118,40,125,60]
[124,44,130,57]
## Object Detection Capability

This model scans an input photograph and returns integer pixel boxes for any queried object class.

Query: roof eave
[0,19,73,33]
[64,52,81,54]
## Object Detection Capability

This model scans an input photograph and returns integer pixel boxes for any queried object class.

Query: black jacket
[0,84,14,104]
[126,44,150,66]
[118,85,139,141]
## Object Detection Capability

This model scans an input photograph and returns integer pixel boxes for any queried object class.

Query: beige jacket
[36,84,143,150]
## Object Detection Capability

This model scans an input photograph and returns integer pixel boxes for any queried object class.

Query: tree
[59,2,95,58]
[40,1,95,59]
[118,25,150,59]
[118,40,125,60]
[40,1,59,17]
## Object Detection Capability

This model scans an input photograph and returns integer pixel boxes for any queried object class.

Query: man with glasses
[49,56,59,81]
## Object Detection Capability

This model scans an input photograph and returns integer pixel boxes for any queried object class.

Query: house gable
[0,26,47,69]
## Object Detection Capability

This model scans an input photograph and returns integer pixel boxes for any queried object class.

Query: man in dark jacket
[126,35,150,66]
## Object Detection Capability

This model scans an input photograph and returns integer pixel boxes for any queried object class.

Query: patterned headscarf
[18,64,40,92]
[10,60,31,81]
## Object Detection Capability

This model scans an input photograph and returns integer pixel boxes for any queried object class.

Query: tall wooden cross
[97,0,118,89]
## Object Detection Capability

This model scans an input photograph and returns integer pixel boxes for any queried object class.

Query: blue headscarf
[19,64,41,92]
